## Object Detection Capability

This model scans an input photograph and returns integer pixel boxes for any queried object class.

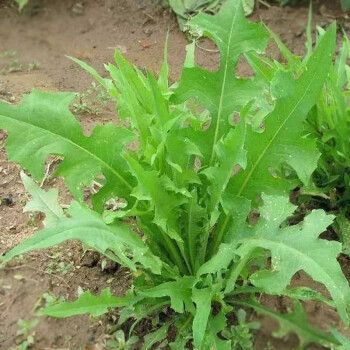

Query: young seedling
[12,319,38,350]
[72,81,111,115]
[221,309,259,349]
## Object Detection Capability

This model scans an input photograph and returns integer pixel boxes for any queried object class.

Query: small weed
[46,260,73,275]
[72,81,111,115]
[221,309,259,350]
[8,60,23,73]
[50,251,63,260]
[0,51,40,74]
[11,319,38,350]
[71,96,94,114]
[0,51,18,58]
[45,251,73,275]
[27,61,40,71]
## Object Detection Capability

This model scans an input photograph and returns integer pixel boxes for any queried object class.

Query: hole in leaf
[126,138,139,151]
[185,99,211,131]
[202,120,211,131]
[247,209,260,226]
[88,174,106,197]
[259,122,265,132]
[235,55,255,78]
[194,157,202,171]
[231,164,242,176]
[104,197,127,211]
[195,38,220,72]
[231,112,241,126]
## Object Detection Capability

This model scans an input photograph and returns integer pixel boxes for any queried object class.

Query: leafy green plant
[272,16,350,255]
[238,8,350,254]
[304,31,350,253]
[221,309,259,349]
[72,81,111,115]
[46,260,73,275]
[0,0,349,348]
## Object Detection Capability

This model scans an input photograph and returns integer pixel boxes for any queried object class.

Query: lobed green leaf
[39,288,135,318]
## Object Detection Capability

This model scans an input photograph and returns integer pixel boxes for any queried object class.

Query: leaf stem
[161,233,189,275]
[209,214,231,259]
[198,221,211,269]
[208,8,238,166]
[225,249,254,294]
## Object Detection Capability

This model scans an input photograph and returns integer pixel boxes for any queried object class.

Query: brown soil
[0,0,349,349]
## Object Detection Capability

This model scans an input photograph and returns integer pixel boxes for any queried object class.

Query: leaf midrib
[209,6,239,166]
[1,115,133,191]
[237,63,321,196]
[233,300,336,344]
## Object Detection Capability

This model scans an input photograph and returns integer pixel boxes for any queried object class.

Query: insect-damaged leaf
[201,194,350,324]
[230,24,336,200]
[171,0,269,164]
[0,91,136,212]
[237,195,350,324]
